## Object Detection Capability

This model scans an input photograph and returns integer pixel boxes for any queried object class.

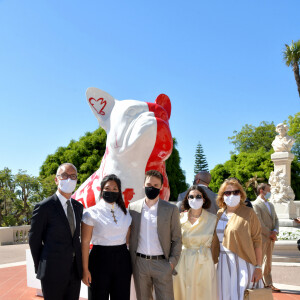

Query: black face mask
[102,191,119,203]
[145,186,161,200]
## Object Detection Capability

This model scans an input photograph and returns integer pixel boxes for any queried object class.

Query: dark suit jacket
[29,193,83,282]
[128,199,182,268]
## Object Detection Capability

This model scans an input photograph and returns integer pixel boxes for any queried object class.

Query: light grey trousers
[133,256,174,300]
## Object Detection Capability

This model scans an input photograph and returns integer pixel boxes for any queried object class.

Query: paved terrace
[0,244,299,300]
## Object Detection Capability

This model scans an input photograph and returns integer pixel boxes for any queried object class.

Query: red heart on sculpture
[89,97,107,115]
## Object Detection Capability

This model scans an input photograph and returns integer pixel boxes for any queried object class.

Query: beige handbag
[244,282,273,300]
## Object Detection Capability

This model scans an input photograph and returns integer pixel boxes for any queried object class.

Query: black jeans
[88,244,132,300]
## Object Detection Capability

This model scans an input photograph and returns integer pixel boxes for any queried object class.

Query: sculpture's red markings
[89,97,107,115]
[123,188,135,207]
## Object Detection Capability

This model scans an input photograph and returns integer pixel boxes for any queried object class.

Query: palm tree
[246,174,265,196]
[283,40,300,97]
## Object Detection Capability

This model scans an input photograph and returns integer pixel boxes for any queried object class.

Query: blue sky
[0,0,299,187]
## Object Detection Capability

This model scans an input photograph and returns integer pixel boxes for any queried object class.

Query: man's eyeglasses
[223,190,240,197]
[57,173,77,180]
[188,195,202,200]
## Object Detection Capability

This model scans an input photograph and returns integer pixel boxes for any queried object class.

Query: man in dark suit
[29,163,84,300]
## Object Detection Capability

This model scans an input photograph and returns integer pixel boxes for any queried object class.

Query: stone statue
[269,169,295,203]
[272,123,295,152]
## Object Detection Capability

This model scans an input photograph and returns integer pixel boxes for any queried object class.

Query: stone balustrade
[0,225,30,245]
[1,225,298,264]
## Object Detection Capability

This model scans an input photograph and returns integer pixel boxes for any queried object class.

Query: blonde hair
[216,178,247,209]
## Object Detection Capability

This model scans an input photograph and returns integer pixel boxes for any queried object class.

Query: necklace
[110,204,117,224]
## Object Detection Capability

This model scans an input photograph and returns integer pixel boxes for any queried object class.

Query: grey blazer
[253,197,279,241]
[129,199,182,268]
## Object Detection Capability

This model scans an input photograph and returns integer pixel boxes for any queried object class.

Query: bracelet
[255,265,262,269]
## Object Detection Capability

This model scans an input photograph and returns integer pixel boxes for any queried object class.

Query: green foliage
[210,164,231,194]
[40,128,187,202]
[287,112,300,159]
[0,168,15,226]
[166,138,188,202]
[0,168,41,226]
[278,228,300,240]
[194,142,209,174]
[228,122,276,153]
[210,148,274,199]
[291,159,300,201]
[212,116,300,200]
[283,40,300,67]
[38,175,57,200]
[40,128,107,187]
[283,40,300,97]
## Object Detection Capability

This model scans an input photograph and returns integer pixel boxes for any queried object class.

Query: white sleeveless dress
[216,212,263,300]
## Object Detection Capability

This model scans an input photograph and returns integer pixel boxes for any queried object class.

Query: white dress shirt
[259,196,271,215]
[56,191,76,229]
[136,199,164,256]
[82,199,132,246]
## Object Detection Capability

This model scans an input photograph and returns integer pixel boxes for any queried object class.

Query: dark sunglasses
[223,190,240,196]
[188,195,202,200]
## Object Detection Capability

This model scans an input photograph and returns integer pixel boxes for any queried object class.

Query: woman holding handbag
[211,178,266,300]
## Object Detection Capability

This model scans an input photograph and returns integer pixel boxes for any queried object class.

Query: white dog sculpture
[73,88,173,208]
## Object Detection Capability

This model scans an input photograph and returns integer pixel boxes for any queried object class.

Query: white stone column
[269,123,299,226]
[271,152,294,186]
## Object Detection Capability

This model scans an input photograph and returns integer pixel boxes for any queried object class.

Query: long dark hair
[100,174,127,215]
[182,185,211,211]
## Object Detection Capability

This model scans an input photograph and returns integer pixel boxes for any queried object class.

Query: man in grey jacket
[253,183,280,292]
[177,171,218,214]
[129,170,182,300]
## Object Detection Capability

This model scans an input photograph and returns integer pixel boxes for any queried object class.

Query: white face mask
[265,192,271,200]
[188,198,203,210]
[224,195,240,207]
[58,178,77,193]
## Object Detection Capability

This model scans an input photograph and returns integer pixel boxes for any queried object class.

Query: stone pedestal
[270,151,297,225]
[271,152,294,186]
[275,202,300,227]
[274,202,298,220]
[270,125,299,231]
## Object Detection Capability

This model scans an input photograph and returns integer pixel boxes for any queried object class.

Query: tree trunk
[292,62,300,97]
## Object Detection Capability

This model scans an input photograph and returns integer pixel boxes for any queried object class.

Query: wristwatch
[255,265,262,269]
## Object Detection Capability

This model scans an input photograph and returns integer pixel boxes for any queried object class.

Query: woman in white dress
[211,178,263,300]
[81,174,132,300]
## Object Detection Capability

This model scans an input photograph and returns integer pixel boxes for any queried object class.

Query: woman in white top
[213,178,263,300]
[81,174,132,300]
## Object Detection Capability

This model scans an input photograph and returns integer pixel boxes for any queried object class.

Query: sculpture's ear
[155,94,171,120]
[86,87,115,130]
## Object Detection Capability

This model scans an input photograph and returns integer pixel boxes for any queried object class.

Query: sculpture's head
[87,87,172,160]
[276,123,288,137]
